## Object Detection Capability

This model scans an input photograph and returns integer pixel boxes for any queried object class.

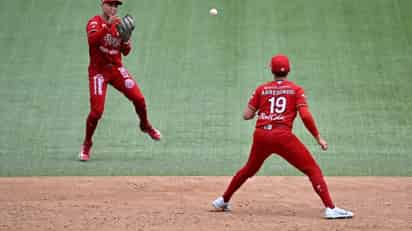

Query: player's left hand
[316,136,328,151]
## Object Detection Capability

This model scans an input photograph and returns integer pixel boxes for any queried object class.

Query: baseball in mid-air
[209,8,218,16]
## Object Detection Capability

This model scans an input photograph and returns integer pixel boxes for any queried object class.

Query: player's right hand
[316,136,328,151]
[108,15,120,25]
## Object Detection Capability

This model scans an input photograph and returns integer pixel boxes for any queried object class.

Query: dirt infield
[0,177,411,231]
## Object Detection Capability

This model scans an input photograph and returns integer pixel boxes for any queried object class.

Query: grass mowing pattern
[0,0,411,176]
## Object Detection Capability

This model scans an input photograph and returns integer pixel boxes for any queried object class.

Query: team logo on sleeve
[125,79,135,89]
[88,21,98,33]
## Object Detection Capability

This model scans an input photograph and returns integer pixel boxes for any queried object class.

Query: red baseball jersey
[248,79,307,129]
[86,15,131,69]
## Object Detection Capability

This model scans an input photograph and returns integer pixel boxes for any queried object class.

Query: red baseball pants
[223,128,335,208]
[83,66,150,144]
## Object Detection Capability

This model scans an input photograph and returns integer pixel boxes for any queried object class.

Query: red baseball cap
[270,54,290,76]
[102,0,123,5]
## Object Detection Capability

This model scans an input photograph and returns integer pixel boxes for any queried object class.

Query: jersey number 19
[269,96,287,114]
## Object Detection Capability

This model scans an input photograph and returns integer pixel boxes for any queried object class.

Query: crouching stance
[212,54,353,219]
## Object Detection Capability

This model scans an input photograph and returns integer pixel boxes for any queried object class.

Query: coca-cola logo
[103,34,121,48]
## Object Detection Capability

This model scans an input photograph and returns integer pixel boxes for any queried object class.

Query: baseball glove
[116,14,135,42]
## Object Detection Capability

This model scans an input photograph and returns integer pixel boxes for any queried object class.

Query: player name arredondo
[261,89,295,96]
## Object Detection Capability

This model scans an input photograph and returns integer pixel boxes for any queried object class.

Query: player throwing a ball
[212,54,353,219]
[80,0,161,161]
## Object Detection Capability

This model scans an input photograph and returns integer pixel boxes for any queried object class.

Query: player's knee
[89,109,104,121]
[132,96,146,108]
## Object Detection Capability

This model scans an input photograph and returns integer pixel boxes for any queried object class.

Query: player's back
[249,79,306,130]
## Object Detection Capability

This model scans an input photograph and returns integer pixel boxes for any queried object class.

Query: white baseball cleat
[212,196,230,211]
[324,207,354,219]
[140,123,162,141]
[146,127,161,141]
[79,142,92,161]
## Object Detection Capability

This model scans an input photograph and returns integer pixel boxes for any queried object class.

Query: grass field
[0,0,411,176]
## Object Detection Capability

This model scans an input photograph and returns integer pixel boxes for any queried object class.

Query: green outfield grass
[0,0,411,176]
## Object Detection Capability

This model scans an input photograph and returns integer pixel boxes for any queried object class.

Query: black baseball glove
[116,14,135,42]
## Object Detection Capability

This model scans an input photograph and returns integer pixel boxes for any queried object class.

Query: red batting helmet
[271,54,290,76]
[102,0,123,5]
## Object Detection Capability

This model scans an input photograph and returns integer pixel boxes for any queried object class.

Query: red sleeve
[121,41,132,56]
[247,86,261,111]
[296,87,307,108]
[86,18,107,46]
[298,106,320,138]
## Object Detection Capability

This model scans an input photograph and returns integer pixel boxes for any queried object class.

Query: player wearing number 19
[79,0,161,161]
[212,54,353,219]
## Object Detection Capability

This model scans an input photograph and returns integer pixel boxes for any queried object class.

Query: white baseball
[209,8,218,16]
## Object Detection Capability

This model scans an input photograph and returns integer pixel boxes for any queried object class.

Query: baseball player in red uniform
[80,0,161,161]
[212,55,353,219]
